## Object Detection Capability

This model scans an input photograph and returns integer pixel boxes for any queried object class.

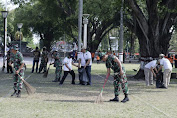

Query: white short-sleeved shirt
[160,58,172,70]
[83,51,92,66]
[77,52,86,66]
[145,60,157,69]
[63,57,72,71]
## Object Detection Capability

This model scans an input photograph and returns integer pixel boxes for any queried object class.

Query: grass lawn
[0,63,177,118]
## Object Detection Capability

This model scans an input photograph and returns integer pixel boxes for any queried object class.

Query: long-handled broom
[43,58,52,78]
[17,74,36,95]
[43,64,51,78]
[95,75,109,103]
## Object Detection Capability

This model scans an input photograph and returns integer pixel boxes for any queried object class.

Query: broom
[17,74,36,95]
[43,58,52,78]
[95,74,109,103]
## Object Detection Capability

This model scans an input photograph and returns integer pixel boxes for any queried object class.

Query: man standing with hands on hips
[9,44,25,98]
[81,47,92,85]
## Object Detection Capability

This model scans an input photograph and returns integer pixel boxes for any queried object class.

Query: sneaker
[121,97,129,103]
[110,97,119,102]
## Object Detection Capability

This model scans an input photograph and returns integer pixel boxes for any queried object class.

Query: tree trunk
[125,0,177,79]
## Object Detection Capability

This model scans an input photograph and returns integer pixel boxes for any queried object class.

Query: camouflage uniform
[10,51,24,91]
[106,55,129,96]
[53,52,62,81]
[39,50,48,73]
[7,51,13,73]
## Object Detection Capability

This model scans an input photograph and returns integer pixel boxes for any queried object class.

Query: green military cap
[11,44,19,50]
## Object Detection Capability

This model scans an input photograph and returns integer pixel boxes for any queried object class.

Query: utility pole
[119,0,124,62]
[5,0,7,57]
[78,0,83,52]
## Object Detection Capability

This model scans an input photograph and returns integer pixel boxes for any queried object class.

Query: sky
[1,0,40,44]
[0,0,18,11]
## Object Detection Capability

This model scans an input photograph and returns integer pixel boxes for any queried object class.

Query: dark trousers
[32,60,39,73]
[85,66,91,85]
[60,70,75,84]
[175,60,177,68]
[7,61,13,73]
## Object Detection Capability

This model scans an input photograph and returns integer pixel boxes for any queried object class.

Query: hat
[159,54,165,57]
[11,44,18,50]
[81,46,86,50]
[68,52,73,57]
[100,52,106,60]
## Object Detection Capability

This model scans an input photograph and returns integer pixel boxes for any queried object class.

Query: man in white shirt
[79,47,92,85]
[157,54,172,88]
[144,60,158,86]
[59,53,78,85]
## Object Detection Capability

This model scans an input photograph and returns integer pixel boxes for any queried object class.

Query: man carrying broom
[102,51,129,103]
[50,49,62,82]
[8,44,25,98]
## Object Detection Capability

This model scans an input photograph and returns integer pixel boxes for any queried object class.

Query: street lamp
[17,23,23,52]
[83,14,89,48]
[1,11,8,72]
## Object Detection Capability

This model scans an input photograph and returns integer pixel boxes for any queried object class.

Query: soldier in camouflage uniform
[50,49,62,82]
[8,44,25,98]
[39,47,48,73]
[102,51,129,103]
[6,50,13,73]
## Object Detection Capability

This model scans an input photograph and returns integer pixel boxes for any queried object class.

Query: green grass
[0,63,177,118]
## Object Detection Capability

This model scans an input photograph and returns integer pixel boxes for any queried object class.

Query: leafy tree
[124,0,177,78]
[12,1,65,50]
[125,0,177,57]
[11,0,122,52]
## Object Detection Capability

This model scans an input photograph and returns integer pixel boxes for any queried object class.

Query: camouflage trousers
[13,69,24,91]
[56,66,62,79]
[114,72,129,96]
[39,61,47,72]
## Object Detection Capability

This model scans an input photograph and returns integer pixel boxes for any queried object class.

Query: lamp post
[78,0,83,52]
[1,11,8,72]
[83,14,89,48]
[17,23,23,52]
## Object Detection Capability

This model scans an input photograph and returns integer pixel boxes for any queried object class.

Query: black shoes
[11,90,21,98]
[16,90,21,98]
[59,83,63,85]
[52,79,60,82]
[11,90,17,97]
[159,85,168,89]
[121,96,129,103]
[71,81,75,85]
[110,95,129,103]
[110,97,119,102]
